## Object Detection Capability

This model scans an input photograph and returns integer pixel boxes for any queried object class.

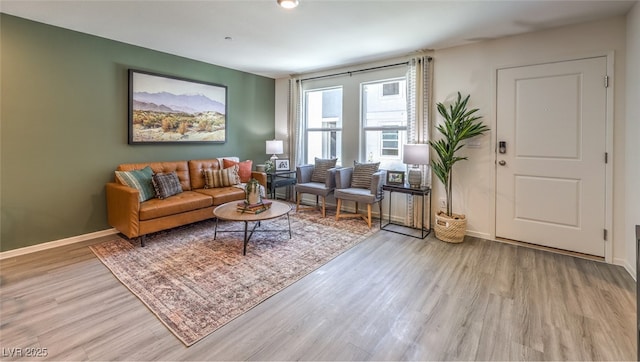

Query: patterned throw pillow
[114,166,156,202]
[311,157,338,183]
[351,161,380,189]
[152,172,183,199]
[222,159,252,183]
[203,165,240,188]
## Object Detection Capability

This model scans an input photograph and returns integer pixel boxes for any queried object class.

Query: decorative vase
[434,211,467,243]
[245,178,262,205]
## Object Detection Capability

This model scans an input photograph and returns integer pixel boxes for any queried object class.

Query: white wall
[432,15,627,263]
[625,2,640,277]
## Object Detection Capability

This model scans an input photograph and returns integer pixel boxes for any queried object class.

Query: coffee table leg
[214,217,218,240]
[243,221,248,255]
[287,213,292,238]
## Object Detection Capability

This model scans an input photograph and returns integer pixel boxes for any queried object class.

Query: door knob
[498,160,506,166]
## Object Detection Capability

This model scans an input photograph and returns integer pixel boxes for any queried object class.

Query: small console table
[266,170,297,200]
[382,184,431,239]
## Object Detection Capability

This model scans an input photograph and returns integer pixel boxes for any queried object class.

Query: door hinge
[604,75,609,88]
[605,152,608,163]
[604,229,608,240]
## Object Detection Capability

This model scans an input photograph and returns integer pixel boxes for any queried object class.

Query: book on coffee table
[236,200,272,214]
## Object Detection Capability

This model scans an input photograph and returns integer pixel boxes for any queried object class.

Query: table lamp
[266,139,284,161]
[403,143,429,188]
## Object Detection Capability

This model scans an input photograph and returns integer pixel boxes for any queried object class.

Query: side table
[382,184,431,239]
[266,170,297,200]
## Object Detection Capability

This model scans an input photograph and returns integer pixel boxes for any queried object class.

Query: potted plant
[429,92,489,243]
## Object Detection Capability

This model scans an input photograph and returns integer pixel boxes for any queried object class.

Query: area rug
[90,209,378,346]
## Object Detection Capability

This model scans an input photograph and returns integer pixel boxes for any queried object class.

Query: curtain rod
[298,57,431,82]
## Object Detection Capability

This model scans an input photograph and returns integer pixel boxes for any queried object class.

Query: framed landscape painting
[128,69,227,144]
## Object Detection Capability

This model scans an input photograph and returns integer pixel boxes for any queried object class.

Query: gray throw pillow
[152,171,183,199]
[311,157,338,183]
[351,161,380,189]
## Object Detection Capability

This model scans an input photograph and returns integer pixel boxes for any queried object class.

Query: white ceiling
[1,0,636,79]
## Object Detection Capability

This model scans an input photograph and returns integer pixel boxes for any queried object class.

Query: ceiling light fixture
[277,0,299,9]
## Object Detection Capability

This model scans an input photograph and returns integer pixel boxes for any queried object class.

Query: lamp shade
[403,144,429,165]
[266,140,284,155]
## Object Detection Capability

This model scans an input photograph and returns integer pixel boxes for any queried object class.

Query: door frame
[490,51,614,263]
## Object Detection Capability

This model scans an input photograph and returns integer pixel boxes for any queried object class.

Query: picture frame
[128,69,228,144]
[276,159,290,171]
[386,170,405,185]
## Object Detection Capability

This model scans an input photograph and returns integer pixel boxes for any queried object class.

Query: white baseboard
[613,257,636,281]
[464,230,492,241]
[0,228,119,260]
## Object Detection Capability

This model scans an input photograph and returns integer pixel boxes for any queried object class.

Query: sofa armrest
[335,167,353,189]
[371,170,386,199]
[106,182,141,238]
[250,171,267,188]
[296,164,314,183]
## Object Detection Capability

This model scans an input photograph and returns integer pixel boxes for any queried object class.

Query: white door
[496,57,607,257]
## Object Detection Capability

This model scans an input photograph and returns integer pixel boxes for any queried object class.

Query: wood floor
[0,230,636,361]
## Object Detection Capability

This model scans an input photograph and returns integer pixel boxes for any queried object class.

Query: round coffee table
[213,200,292,255]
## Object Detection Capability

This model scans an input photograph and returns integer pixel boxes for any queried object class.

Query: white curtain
[406,56,432,228]
[287,78,304,167]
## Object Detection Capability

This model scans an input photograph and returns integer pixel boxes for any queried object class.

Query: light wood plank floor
[0,231,636,361]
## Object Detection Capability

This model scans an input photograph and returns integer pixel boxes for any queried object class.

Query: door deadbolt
[499,141,507,154]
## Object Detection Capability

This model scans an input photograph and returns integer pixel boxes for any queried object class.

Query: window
[381,130,399,156]
[382,82,400,96]
[304,87,342,164]
[299,65,407,169]
[362,78,407,170]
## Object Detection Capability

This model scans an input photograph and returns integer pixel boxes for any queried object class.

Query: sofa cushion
[223,159,253,183]
[118,161,191,191]
[139,191,213,221]
[194,187,246,206]
[311,157,338,183]
[152,171,183,199]
[114,166,156,202]
[203,165,240,188]
[351,161,380,189]
[188,159,221,190]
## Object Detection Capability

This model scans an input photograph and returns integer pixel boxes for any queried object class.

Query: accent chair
[295,158,338,217]
[334,162,385,228]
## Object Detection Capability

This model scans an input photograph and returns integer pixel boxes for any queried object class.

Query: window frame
[302,86,344,164]
[361,77,408,165]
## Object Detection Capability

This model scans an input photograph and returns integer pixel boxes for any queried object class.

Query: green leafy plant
[245,178,261,196]
[264,160,274,173]
[429,92,489,217]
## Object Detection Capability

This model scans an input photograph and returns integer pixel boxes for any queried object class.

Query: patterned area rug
[90,208,378,346]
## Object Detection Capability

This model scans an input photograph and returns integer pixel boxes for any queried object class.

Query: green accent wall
[0,14,275,252]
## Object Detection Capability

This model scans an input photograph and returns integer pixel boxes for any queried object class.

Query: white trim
[614,257,636,281]
[0,228,118,260]
[604,51,615,264]
[466,230,492,240]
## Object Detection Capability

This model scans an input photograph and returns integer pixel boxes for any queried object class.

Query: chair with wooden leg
[334,162,385,228]
[294,158,338,217]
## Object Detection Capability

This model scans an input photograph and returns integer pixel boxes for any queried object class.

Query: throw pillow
[222,159,253,183]
[203,165,240,188]
[152,171,183,199]
[351,161,380,189]
[114,166,155,202]
[311,157,338,183]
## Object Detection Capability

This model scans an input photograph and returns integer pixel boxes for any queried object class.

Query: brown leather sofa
[106,158,266,246]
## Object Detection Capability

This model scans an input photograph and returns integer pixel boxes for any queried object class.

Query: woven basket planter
[434,212,467,243]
